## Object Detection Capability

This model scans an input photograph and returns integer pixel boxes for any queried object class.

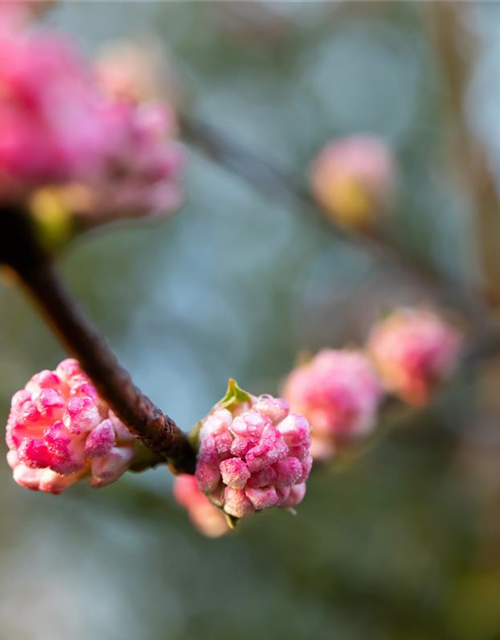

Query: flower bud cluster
[6,359,141,494]
[195,381,312,521]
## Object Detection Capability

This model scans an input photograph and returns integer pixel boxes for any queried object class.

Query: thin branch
[425,2,500,309]
[0,205,196,474]
[180,113,490,324]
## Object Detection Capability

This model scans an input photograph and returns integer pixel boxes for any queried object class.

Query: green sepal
[188,420,202,453]
[224,513,239,529]
[219,378,252,412]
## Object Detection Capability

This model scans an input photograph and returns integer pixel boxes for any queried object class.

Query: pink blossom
[82,100,185,220]
[367,308,462,406]
[282,350,384,459]
[5,359,141,494]
[310,134,395,228]
[0,16,185,220]
[0,17,109,196]
[194,381,312,521]
[173,474,229,538]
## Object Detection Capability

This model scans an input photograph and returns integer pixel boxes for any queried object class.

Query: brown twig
[180,113,490,324]
[425,2,500,310]
[0,205,196,474]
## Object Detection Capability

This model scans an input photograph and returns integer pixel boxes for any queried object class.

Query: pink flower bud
[5,359,143,494]
[368,308,462,406]
[280,483,307,509]
[173,474,229,538]
[282,350,384,459]
[310,135,395,229]
[194,380,312,522]
[219,458,251,490]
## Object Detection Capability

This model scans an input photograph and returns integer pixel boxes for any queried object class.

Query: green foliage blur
[1,2,500,639]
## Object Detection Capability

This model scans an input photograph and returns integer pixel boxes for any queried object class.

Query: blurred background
[2,1,500,638]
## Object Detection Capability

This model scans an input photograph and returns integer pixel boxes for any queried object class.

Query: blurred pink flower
[368,308,462,406]
[310,134,395,228]
[84,100,185,220]
[174,474,229,538]
[195,380,312,521]
[283,350,383,459]
[6,359,141,494]
[0,15,185,220]
[0,16,108,196]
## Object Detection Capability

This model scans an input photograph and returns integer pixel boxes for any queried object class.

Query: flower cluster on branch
[0,2,485,541]
[7,359,146,494]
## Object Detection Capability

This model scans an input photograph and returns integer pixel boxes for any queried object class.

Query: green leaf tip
[188,420,202,452]
[219,378,252,411]
[225,513,239,529]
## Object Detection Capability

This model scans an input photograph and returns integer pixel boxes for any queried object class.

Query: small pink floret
[219,458,250,490]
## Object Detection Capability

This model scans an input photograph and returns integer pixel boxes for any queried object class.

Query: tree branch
[0,205,196,474]
[180,113,490,324]
[425,2,500,309]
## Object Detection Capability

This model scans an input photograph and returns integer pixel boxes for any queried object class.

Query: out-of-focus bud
[367,308,462,406]
[174,474,229,538]
[193,379,312,525]
[282,350,383,460]
[310,134,395,229]
[6,359,145,494]
[95,40,180,107]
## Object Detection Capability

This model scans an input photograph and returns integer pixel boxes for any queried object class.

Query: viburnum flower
[80,100,185,220]
[367,308,462,406]
[310,134,395,229]
[282,350,384,459]
[6,359,144,494]
[194,380,312,524]
[0,13,185,222]
[174,474,229,538]
[0,13,108,197]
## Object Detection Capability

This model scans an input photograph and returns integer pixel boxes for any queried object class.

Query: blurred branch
[0,205,196,474]
[180,113,489,324]
[425,2,500,310]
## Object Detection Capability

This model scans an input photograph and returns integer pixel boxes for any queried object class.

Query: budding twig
[0,205,196,474]
[180,113,490,324]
